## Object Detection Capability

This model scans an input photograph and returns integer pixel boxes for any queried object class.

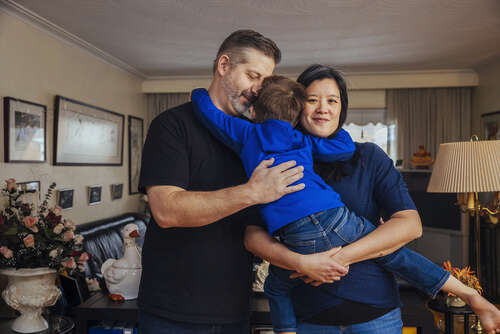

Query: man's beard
[222,74,255,116]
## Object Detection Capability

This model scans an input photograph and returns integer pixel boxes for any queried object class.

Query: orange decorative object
[410,145,434,168]
[108,293,125,302]
[443,260,483,296]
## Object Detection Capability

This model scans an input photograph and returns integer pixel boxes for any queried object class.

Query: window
[344,108,396,161]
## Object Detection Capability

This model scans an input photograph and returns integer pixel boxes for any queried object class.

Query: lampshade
[427,140,500,193]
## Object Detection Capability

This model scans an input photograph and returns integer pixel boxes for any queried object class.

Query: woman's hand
[289,247,349,286]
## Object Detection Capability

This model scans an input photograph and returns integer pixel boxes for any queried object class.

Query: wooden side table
[75,292,138,334]
[427,298,475,334]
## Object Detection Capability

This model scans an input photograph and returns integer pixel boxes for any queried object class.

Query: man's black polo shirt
[138,102,259,323]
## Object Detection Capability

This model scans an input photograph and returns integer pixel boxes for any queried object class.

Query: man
[138,30,322,334]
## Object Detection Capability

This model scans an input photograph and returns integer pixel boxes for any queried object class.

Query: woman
[245,64,500,334]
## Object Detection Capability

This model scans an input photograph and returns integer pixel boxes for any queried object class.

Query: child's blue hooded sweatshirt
[191,89,356,234]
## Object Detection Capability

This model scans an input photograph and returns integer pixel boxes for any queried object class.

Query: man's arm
[149,158,305,228]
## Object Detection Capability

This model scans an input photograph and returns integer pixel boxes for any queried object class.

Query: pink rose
[62,257,76,269]
[23,234,35,248]
[64,219,76,231]
[24,216,39,232]
[63,230,75,242]
[78,252,90,264]
[6,178,17,192]
[0,246,13,259]
[53,224,64,235]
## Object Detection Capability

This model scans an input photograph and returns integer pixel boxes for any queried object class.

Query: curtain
[387,88,472,169]
[146,93,190,126]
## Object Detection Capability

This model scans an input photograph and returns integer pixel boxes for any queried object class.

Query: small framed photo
[18,180,41,200]
[88,185,102,205]
[18,180,40,193]
[3,97,47,163]
[110,183,123,200]
[58,189,74,210]
[482,111,500,140]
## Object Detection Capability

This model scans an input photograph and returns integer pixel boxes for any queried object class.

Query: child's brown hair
[253,75,306,125]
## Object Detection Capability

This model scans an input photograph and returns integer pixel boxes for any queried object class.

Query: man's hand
[289,247,349,286]
[246,158,305,204]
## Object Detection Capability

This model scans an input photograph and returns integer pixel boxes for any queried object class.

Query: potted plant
[0,179,88,333]
[443,260,483,307]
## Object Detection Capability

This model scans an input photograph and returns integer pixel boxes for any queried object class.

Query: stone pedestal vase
[0,267,61,333]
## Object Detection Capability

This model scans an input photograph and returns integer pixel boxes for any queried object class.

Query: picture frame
[128,116,144,194]
[482,111,500,140]
[54,96,124,166]
[110,183,123,200]
[88,185,102,205]
[18,181,41,200]
[57,189,74,210]
[3,97,46,163]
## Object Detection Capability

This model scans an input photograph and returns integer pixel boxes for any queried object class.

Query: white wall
[472,58,500,137]
[0,11,147,224]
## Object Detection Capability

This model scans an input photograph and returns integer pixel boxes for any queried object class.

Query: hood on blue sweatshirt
[255,119,305,153]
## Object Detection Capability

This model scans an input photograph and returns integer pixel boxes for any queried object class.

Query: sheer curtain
[146,93,190,126]
[387,88,472,169]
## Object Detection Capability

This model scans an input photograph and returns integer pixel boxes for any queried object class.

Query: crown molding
[0,0,146,79]
[143,69,479,93]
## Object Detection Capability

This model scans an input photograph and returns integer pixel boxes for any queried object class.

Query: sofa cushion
[76,213,149,279]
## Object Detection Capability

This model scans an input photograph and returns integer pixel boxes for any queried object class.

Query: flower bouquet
[0,179,88,276]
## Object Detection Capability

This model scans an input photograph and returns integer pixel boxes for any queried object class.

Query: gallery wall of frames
[2,95,145,218]
[0,10,148,224]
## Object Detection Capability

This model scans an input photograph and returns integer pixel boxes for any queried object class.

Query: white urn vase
[0,267,61,333]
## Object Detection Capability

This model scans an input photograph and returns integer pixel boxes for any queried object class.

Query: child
[191,76,500,334]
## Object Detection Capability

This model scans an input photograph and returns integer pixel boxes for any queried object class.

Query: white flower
[74,234,84,245]
[49,249,59,259]
[53,224,64,234]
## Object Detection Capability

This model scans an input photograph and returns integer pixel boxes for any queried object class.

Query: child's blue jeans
[264,206,450,333]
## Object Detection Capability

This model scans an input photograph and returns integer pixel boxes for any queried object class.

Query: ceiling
[5,0,500,78]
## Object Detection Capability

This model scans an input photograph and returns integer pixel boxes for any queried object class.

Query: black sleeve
[139,112,189,193]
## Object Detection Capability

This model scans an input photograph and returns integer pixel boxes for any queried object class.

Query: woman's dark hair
[296,64,362,182]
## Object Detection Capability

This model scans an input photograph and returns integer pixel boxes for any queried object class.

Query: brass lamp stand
[428,138,500,333]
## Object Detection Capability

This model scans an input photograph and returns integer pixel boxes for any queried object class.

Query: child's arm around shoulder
[191,88,253,154]
[309,129,356,162]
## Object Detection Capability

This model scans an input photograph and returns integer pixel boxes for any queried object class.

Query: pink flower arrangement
[23,234,35,248]
[0,179,87,277]
[24,216,39,233]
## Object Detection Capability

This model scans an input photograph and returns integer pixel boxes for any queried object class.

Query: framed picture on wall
[482,111,500,140]
[110,183,123,200]
[54,96,124,166]
[88,185,102,205]
[128,115,144,194]
[3,97,46,163]
[58,189,74,210]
